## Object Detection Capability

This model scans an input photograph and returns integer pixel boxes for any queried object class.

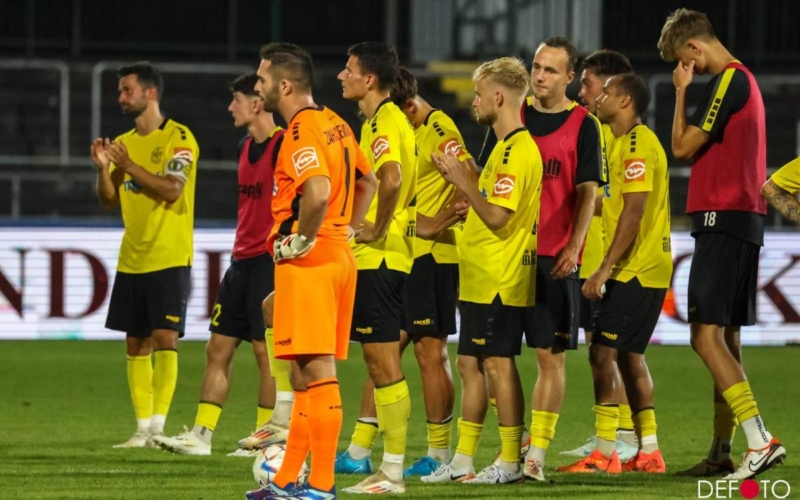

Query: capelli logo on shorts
[600,331,618,341]
[165,315,180,323]
[698,479,791,499]
[471,338,486,345]
[276,338,292,346]
[356,327,373,334]
[413,319,432,326]
[555,332,571,339]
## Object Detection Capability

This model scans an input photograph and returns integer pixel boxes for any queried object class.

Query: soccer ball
[252,444,309,487]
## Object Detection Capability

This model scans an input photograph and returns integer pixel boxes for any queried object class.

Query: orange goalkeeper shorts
[273,237,356,361]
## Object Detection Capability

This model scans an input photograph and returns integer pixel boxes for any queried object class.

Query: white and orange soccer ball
[252,444,309,487]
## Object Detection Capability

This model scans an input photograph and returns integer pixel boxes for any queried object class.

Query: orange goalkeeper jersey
[269,106,372,247]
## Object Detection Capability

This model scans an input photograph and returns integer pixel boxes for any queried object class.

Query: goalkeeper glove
[273,233,315,263]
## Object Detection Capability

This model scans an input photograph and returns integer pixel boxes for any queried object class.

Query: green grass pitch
[1,341,797,499]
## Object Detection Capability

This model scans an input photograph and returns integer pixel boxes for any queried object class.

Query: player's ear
[565,69,575,85]
[686,40,702,56]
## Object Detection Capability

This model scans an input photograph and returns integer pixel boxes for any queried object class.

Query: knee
[588,344,613,369]
[205,339,234,368]
[414,341,449,374]
[456,355,480,381]
[537,348,564,372]
[262,293,274,328]
[126,337,150,356]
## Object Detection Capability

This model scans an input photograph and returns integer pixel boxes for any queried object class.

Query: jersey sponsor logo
[291,146,321,176]
[438,138,463,156]
[371,136,391,160]
[173,147,194,163]
[492,174,516,199]
[165,315,180,323]
[151,147,164,163]
[544,158,562,181]
[238,182,263,199]
[624,158,646,183]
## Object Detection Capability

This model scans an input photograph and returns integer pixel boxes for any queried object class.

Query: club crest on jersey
[371,136,390,160]
[492,174,516,199]
[150,147,164,163]
[292,146,320,176]
[624,159,646,183]
[438,138,463,156]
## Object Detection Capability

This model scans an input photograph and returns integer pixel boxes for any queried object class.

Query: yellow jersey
[580,187,606,279]
[112,118,199,273]
[413,109,472,263]
[459,128,542,306]
[603,124,672,288]
[352,99,418,273]
[771,156,800,195]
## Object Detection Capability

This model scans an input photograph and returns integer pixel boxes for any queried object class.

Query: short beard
[475,109,497,127]
[121,102,146,118]
[260,87,281,113]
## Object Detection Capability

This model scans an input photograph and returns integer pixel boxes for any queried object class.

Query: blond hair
[473,57,530,100]
[658,8,717,61]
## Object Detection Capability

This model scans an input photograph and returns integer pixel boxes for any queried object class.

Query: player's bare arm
[105,141,185,204]
[762,179,800,226]
[552,180,599,278]
[355,161,401,243]
[92,138,124,209]
[433,152,510,231]
[582,191,647,300]
[594,190,604,216]
[416,158,477,239]
[349,170,378,238]
[671,60,710,159]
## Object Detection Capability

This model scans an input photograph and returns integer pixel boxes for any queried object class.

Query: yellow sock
[427,418,452,456]
[266,328,292,393]
[489,397,498,416]
[127,355,153,422]
[530,410,560,450]
[455,418,484,457]
[619,404,634,431]
[633,407,658,452]
[374,379,411,456]
[351,419,379,451]
[257,405,274,428]
[152,350,178,416]
[722,381,759,423]
[499,424,524,464]
[632,408,657,438]
[593,404,619,443]
[195,401,223,431]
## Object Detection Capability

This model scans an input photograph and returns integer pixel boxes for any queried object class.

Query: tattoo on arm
[765,184,800,226]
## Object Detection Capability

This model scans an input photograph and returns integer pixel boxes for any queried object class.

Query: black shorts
[457,295,526,357]
[106,266,191,338]
[688,232,759,326]
[401,254,458,337]
[592,278,666,354]
[350,261,407,344]
[579,280,598,332]
[209,254,274,342]
[523,256,581,350]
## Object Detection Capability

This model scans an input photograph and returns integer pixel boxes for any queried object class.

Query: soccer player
[335,42,418,494]
[557,74,670,474]
[92,62,198,449]
[336,67,470,479]
[245,43,377,500]
[659,8,786,479]
[152,73,288,456]
[762,157,800,226]
[519,37,606,481]
[562,50,639,461]
[424,56,542,485]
